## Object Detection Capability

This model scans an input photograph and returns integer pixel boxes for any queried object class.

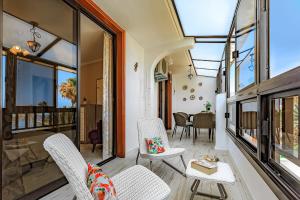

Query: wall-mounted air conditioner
[154,58,168,82]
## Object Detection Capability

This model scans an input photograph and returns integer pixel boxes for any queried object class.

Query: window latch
[232,50,239,59]
[225,112,230,118]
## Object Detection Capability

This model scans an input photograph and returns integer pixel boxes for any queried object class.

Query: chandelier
[27,22,41,53]
[187,64,193,80]
[9,45,30,56]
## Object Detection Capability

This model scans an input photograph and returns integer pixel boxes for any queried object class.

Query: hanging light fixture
[187,64,193,80]
[9,45,30,56]
[27,21,41,53]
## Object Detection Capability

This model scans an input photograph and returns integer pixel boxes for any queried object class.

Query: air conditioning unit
[154,58,168,82]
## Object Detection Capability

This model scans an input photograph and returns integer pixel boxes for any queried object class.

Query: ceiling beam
[192,58,221,62]
[193,35,228,38]
[37,37,61,57]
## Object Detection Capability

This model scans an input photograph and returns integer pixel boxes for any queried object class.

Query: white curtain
[102,32,113,160]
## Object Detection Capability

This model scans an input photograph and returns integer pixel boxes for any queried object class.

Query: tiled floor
[42,130,253,200]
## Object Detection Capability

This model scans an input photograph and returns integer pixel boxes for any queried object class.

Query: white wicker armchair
[43,133,170,200]
[137,118,186,176]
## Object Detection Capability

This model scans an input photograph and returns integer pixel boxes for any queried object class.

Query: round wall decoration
[198,82,203,87]
[182,85,188,90]
[190,88,195,93]
[183,97,187,101]
[190,95,195,100]
[199,96,203,101]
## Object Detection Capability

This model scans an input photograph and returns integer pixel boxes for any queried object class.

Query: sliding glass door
[79,13,115,163]
[1,0,78,199]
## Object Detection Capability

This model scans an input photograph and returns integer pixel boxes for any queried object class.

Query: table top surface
[186,159,235,184]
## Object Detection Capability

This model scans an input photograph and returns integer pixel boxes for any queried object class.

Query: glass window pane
[3,13,57,56]
[174,0,237,35]
[227,103,236,132]
[2,55,6,107]
[191,43,224,60]
[236,0,256,90]
[239,100,257,148]
[16,60,54,107]
[2,1,78,199]
[41,40,77,68]
[193,60,220,70]
[229,63,235,97]
[57,68,77,108]
[195,68,218,77]
[270,0,300,78]
[4,0,76,43]
[271,95,300,181]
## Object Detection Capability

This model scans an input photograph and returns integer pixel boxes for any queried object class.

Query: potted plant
[205,101,212,112]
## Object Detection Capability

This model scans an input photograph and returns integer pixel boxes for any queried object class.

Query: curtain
[102,32,113,160]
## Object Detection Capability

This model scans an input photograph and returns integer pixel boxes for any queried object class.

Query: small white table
[186,159,235,200]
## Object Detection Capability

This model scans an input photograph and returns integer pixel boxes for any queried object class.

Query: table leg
[190,180,200,200]
[190,180,228,200]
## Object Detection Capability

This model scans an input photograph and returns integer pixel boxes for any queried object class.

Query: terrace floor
[42,130,253,200]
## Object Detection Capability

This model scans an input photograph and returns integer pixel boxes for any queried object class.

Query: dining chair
[172,113,192,140]
[44,133,171,200]
[137,118,186,176]
[192,113,215,143]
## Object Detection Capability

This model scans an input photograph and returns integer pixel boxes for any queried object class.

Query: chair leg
[92,143,96,152]
[172,125,176,137]
[209,128,211,141]
[180,127,185,141]
[172,126,175,137]
[193,128,195,144]
[150,160,153,171]
[185,126,188,138]
[136,151,140,165]
[180,155,187,169]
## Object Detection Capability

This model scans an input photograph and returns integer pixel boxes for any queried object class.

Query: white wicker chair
[137,118,187,176]
[43,133,171,200]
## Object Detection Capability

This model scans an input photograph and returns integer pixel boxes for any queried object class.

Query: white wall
[227,138,278,200]
[215,93,228,150]
[172,74,216,127]
[125,33,145,155]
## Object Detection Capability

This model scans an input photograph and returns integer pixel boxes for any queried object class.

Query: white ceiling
[94,0,182,49]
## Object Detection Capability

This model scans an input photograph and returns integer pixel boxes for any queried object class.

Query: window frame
[225,0,300,199]
[235,0,258,92]
[266,89,300,195]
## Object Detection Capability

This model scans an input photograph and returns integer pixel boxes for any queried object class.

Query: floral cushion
[87,163,117,200]
[145,137,166,154]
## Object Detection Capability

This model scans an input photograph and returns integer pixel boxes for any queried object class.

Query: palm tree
[59,78,77,107]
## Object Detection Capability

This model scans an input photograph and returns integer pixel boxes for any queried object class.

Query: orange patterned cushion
[87,163,117,200]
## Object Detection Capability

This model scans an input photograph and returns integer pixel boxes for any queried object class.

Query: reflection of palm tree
[59,78,77,107]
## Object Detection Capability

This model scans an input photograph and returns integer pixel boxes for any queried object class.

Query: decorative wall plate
[190,95,195,100]
[199,96,203,101]
[198,82,203,87]
[183,97,187,101]
[182,85,188,90]
[190,88,195,93]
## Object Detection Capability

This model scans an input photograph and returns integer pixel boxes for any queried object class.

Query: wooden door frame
[76,0,126,157]
[166,74,172,129]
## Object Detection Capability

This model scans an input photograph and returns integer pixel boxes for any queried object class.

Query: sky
[1,55,76,108]
[270,0,300,77]
[57,70,76,108]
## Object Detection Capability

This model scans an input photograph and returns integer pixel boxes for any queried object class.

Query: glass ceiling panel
[195,38,227,43]
[41,40,77,68]
[3,12,57,56]
[193,60,220,70]
[195,68,218,77]
[174,0,238,36]
[190,43,225,60]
